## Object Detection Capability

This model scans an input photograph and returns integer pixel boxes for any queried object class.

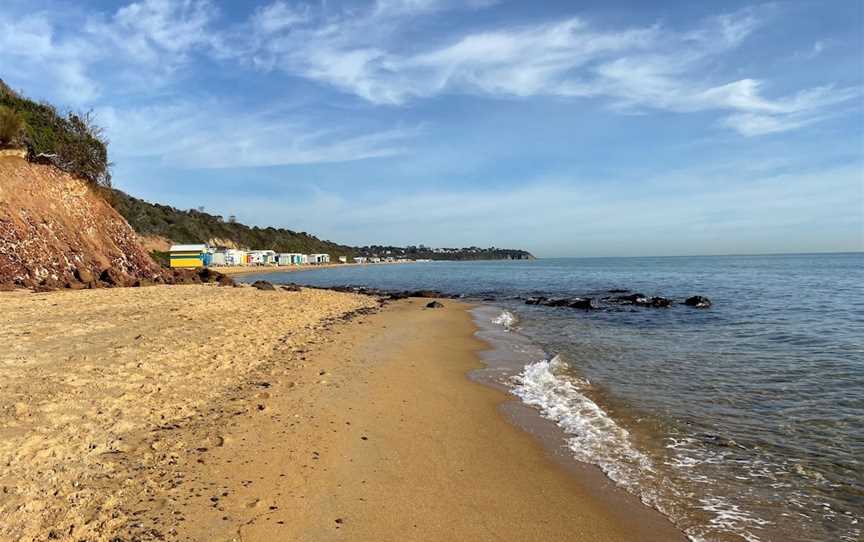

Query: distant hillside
[356,245,534,261]
[110,191,534,262]
[110,190,357,259]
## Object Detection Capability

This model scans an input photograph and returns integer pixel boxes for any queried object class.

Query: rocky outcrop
[0,156,162,289]
[685,296,712,308]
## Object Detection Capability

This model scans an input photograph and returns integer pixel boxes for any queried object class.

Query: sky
[1,0,862,257]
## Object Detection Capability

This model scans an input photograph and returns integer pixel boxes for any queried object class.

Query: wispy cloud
[98,101,417,168]
[238,2,858,136]
[0,0,858,136]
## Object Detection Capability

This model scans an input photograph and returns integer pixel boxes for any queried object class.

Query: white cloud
[97,101,416,168]
[251,1,309,35]
[86,0,218,65]
[0,1,857,136]
[0,13,101,103]
[240,2,857,136]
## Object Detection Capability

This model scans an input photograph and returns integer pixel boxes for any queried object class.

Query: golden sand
[0,286,683,541]
[0,284,376,541]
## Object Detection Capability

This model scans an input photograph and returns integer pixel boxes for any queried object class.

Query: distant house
[309,254,330,264]
[169,244,208,268]
[210,249,227,266]
[277,253,306,266]
[353,256,367,264]
[225,249,246,266]
[338,256,348,263]
[248,250,276,266]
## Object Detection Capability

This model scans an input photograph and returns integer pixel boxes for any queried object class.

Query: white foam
[492,310,516,329]
[510,355,655,494]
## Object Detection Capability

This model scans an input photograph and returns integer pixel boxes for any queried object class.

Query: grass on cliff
[0,79,111,187]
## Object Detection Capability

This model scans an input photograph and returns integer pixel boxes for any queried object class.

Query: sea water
[244,253,864,541]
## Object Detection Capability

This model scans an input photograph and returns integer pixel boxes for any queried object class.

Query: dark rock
[252,280,276,291]
[649,296,672,308]
[685,295,712,308]
[99,268,128,287]
[217,274,236,287]
[426,301,444,309]
[281,284,301,292]
[525,296,547,305]
[543,298,572,307]
[568,297,597,310]
[74,267,94,284]
[613,293,648,305]
[170,268,202,285]
[197,268,219,283]
[607,288,629,293]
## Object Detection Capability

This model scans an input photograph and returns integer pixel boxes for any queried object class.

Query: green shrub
[0,79,111,187]
[0,106,25,148]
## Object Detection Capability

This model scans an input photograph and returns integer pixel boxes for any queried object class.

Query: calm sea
[244,254,864,542]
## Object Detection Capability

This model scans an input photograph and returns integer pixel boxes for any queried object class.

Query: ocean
[242,253,863,542]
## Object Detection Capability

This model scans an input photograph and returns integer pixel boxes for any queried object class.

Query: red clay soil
[0,156,163,290]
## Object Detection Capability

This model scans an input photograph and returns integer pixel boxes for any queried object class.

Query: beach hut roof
[170,244,207,252]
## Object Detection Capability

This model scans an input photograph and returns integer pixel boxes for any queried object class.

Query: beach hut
[249,250,276,266]
[169,244,208,268]
[225,249,246,266]
[210,249,227,266]
[338,256,348,263]
[309,254,330,265]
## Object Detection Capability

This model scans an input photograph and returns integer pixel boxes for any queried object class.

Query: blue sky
[1,0,862,256]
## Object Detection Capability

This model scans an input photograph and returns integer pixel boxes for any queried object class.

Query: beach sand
[0,286,684,541]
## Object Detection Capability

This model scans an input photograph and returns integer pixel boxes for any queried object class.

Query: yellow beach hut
[169,244,208,268]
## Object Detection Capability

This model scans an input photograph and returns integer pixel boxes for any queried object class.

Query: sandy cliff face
[0,156,161,288]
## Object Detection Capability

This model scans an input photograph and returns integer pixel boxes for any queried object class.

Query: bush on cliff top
[0,106,25,148]
[0,79,111,187]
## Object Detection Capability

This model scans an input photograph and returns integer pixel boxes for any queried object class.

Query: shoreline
[216,260,412,276]
[0,285,684,540]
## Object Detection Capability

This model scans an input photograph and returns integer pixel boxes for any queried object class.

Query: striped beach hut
[169,244,208,268]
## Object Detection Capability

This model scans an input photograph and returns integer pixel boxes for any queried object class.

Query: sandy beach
[0,285,683,541]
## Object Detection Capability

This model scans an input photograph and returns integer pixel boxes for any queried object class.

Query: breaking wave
[492,310,516,329]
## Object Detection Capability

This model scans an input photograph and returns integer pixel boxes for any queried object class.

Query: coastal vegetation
[0,79,111,187]
[110,190,358,260]
[0,106,25,148]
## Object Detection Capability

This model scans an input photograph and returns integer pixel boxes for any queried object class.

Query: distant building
[277,253,306,266]
[248,250,276,265]
[338,256,348,263]
[169,244,208,268]
[225,249,246,266]
[309,254,330,264]
[353,257,367,264]
[209,249,227,266]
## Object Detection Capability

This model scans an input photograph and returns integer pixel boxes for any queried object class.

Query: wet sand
[0,286,684,541]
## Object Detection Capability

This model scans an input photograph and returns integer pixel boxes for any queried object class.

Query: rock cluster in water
[523,290,711,311]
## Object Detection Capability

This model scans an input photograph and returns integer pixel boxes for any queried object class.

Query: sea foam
[510,356,654,492]
[492,310,516,329]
